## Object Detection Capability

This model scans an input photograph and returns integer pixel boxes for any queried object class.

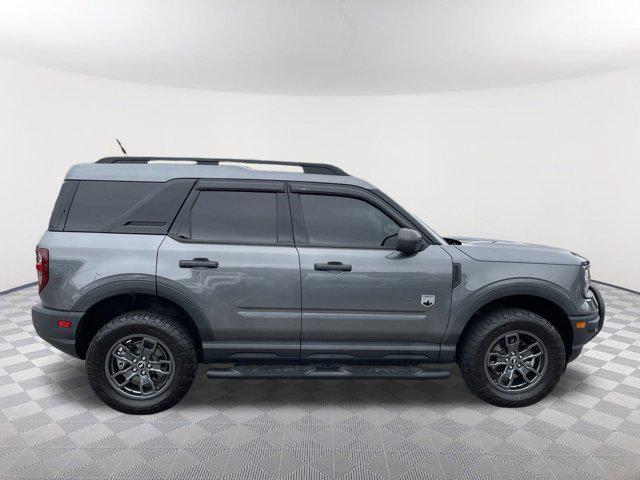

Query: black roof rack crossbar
[96,157,348,176]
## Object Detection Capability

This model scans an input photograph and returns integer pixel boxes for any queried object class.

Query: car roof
[65,161,375,189]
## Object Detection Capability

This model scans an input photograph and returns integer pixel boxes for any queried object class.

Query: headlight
[581,265,591,298]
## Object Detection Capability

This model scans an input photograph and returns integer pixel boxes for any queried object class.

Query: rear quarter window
[48,180,79,231]
[64,179,194,233]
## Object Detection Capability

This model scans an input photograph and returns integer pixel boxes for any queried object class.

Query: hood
[445,236,587,266]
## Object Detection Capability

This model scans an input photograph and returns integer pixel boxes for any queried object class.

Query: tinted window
[49,180,79,231]
[64,179,194,233]
[299,194,400,247]
[190,191,278,243]
[65,181,161,232]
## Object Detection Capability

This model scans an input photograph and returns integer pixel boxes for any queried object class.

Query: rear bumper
[567,285,605,362]
[32,304,84,358]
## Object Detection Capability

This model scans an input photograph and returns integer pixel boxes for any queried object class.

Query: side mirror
[396,228,423,254]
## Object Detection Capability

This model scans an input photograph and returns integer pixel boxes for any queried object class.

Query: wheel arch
[442,282,575,362]
[72,280,211,361]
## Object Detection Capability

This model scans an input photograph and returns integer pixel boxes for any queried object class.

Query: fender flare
[71,275,213,341]
[71,275,156,311]
[442,279,575,348]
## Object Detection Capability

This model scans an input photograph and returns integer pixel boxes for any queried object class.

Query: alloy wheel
[104,335,175,399]
[484,330,547,392]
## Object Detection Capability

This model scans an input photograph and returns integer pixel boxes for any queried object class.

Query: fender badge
[421,295,435,308]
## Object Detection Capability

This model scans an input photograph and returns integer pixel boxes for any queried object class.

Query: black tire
[86,310,198,414]
[457,307,566,407]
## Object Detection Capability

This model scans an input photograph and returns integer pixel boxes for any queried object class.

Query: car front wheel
[458,307,566,407]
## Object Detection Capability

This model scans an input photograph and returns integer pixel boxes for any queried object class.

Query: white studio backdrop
[1,58,638,292]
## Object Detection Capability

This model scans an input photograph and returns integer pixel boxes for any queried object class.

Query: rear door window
[189,191,278,244]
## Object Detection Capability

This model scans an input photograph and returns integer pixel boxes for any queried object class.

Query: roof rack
[96,157,348,176]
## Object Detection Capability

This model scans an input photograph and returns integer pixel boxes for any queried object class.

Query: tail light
[36,247,49,293]
[581,264,591,298]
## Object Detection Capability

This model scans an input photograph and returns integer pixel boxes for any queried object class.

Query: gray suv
[32,157,605,414]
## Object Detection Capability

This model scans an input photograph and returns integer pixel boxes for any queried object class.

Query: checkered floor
[1,284,639,479]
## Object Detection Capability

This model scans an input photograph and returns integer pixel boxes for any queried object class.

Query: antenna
[115,138,127,155]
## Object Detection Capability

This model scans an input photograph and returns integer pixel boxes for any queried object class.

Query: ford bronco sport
[32,157,605,414]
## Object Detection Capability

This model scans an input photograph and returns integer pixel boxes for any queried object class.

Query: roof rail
[96,157,348,176]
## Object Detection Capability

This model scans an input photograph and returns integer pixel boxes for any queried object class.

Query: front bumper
[32,304,84,358]
[567,285,605,362]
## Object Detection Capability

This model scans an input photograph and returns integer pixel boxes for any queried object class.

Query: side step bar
[206,364,450,380]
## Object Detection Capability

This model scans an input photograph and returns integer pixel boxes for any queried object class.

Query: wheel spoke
[140,374,157,394]
[141,337,158,361]
[504,333,520,354]
[518,363,541,382]
[147,360,172,375]
[518,341,540,356]
[521,351,543,362]
[111,367,136,387]
[112,343,135,363]
[488,352,509,366]
[497,367,515,388]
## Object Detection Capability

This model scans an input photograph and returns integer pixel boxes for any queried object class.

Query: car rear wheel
[458,307,566,407]
[86,310,197,414]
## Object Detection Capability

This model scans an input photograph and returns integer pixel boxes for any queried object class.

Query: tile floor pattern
[0,284,640,479]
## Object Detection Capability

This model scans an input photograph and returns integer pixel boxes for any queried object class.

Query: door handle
[314,261,352,272]
[179,258,219,269]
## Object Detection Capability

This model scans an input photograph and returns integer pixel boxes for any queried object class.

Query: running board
[206,364,450,380]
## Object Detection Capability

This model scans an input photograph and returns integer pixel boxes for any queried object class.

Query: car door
[289,182,453,362]
[156,179,301,361]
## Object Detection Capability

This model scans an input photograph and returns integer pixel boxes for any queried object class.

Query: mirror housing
[396,228,423,254]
